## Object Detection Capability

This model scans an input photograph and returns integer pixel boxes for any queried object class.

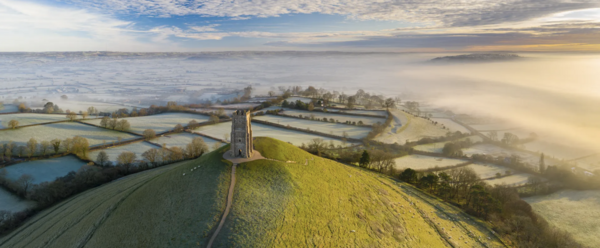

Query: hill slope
[0,138,506,247]
[214,137,506,247]
[0,147,232,247]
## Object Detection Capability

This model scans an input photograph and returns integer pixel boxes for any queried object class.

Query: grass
[0,122,137,148]
[213,137,505,247]
[0,146,232,247]
[524,189,600,248]
[393,155,468,171]
[87,141,159,163]
[84,112,210,134]
[0,187,36,213]
[0,113,80,128]
[154,132,225,151]
[2,155,88,184]
[253,115,372,139]
[195,122,350,146]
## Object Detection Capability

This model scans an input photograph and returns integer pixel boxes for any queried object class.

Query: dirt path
[207,164,237,248]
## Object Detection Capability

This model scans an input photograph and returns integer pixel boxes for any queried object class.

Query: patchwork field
[523,140,596,160]
[462,144,543,165]
[326,108,388,117]
[154,132,224,151]
[413,135,483,153]
[2,155,88,184]
[0,187,36,213]
[0,147,231,247]
[42,99,139,113]
[431,118,470,133]
[194,122,350,146]
[484,173,533,186]
[214,137,504,247]
[524,190,600,248]
[281,108,386,125]
[0,105,18,113]
[393,154,468,171]
[571,154,600,171]
[376,109,448,144]
[253,115,372,139]
[0,113,81,128]
[0,122,138,148]
[88,141,159,164]
[464,163,512,179]
[85,112,210,134]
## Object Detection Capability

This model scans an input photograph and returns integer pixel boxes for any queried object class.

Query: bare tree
[209,115,220,124]
[186,137,208,158]
[100,116,110,128]
[71,136,89,157]
[17,174,34,194]
[66,112,77,121]
[142,129,156,140]
[26,138,38,157]
[142,148,160,166]
[117,151,137,171]
[173,124,184,133]
[50,139,61,154]
[188,120,199,130]
[116,119,130,131]
[96,151,110,167]
[81,111,89,120]
[40,141,51,155]
[7,120,18,129]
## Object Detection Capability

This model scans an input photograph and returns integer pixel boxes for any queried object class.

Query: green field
[525,190,600,248]
[0,146,232,247]
[213,137,504,247]
[84,112,210,134]
[0,122,138,151]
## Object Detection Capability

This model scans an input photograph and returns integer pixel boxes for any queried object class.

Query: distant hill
[430,53,522,63]
[0,137,506,247]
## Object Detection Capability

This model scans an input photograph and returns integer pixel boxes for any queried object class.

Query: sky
[1,0,600,52]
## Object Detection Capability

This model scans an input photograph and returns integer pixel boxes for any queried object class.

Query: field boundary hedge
[270,112,375,127]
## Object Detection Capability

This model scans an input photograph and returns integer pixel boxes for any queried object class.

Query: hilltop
[0,137,505,247]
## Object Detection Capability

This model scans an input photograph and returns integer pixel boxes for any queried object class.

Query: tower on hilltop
[230,110,253,158]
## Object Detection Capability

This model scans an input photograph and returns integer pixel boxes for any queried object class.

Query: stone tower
[230,110,253,158]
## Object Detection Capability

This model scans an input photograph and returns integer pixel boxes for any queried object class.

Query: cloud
[189,24,220,32]
[65,0,600,27]
[0,0,162,51]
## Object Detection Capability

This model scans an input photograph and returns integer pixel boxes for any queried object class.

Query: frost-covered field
[413,135,483,153]
[281,109,386,125]
[194,122,350,146]
[462,144,542,165]
[572,154,600,171]
[2,156,88,184]
[0,187,36,213]
[469,123,518,131]
[253,115,372,139]
[393,155,467,171]
[0,113,80,128]
[465,163,512,179]
[524,190,600,247]
[480,129,533,140]
[39,99,140,113]
[154,132,224,151]
[0,122,137,148]
[484,173,533,186]
[523,140,596,160]
[85,113,210,134]
[211,103,259,109]
[376,109,448,144]
[326,108,387,117]
[431,118,470,133]
[0,104,18,113]
[88,141,159,163]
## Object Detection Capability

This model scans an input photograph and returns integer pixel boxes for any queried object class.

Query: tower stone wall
[230,110,253,158]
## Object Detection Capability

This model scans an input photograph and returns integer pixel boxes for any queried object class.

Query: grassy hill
[214,137,506,247]
[0,137,506,247]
